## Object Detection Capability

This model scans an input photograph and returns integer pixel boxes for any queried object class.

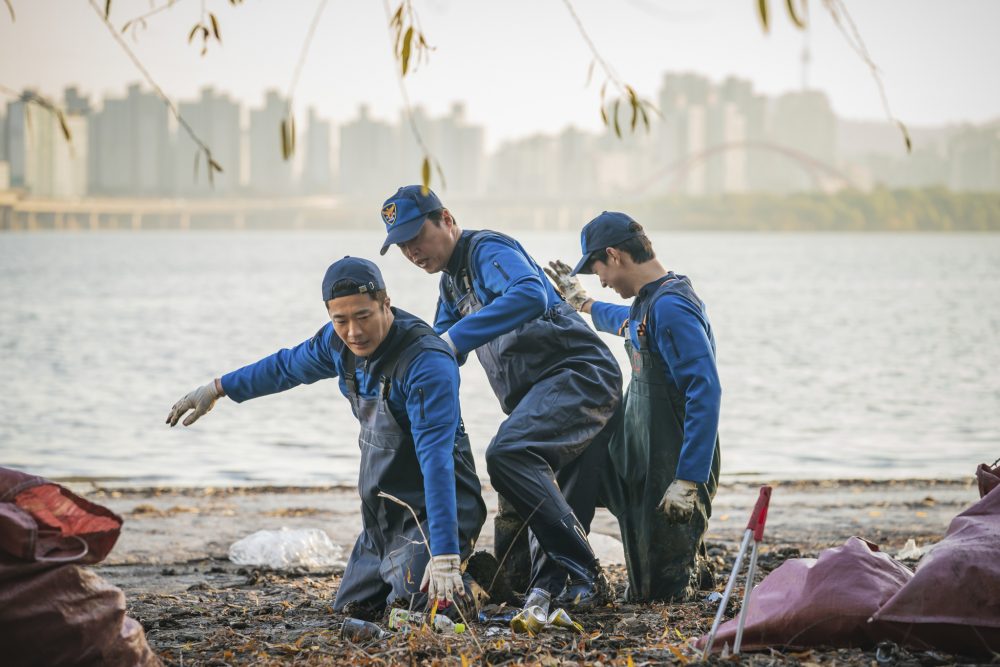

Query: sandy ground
[77,478,985,665]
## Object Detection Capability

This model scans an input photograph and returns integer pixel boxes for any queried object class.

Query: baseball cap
[378,185,443,255]
[321,256,386,301]
[570,211,642,275]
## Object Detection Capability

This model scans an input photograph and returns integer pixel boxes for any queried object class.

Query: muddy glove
[420,554,465,604]
[657,479,699,522]
[544,260,591,311]
[166,379,222,427]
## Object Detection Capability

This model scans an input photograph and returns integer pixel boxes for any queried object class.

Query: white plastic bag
[228,527,346,569]
[895,538,932,561]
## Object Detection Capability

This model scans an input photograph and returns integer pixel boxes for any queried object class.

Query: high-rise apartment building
[248,90,294,195]
[339,105,398,195]
[176,87,242,195]
[302,107,332,194]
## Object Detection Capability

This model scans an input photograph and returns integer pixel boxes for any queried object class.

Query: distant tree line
[633,187,1000,231]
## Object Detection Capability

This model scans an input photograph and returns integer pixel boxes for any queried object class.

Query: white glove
[440,331,458,356]
[166,380,222,427]
[420,554,465,604]
[657,479,699,522]
[544,260,591,311]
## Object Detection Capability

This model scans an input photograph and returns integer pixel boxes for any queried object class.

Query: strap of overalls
[635,274,703,352]
[341,324,437,401]
[443,232,484,306]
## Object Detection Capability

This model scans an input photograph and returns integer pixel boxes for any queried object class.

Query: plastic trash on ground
[388,608,465,634]
[510,587,551,635]
[340,618,391,642]
[895,538,931,560]
[547,608,584,634]
[228,527,345,569]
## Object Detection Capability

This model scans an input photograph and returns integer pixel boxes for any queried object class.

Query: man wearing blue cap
[378,185,623,609]
[546,212,721,602]
[166,256,487,617]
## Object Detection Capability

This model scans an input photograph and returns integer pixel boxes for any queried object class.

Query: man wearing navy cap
[166,256,487,617]
[546,212,721,602]
[379,185,623,609]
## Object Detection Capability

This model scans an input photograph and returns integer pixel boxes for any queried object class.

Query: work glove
[657,479,699,522]
[544,260,591,311]
[166,380,222,427]
[420,554,465,604]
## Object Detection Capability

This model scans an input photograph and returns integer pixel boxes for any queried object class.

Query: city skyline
[3,70,998,201]
[2,1,999,152]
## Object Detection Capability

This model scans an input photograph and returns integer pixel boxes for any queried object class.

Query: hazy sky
[2,0,999,149]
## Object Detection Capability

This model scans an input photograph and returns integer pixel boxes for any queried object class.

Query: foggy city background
[1,1,998,486]
[1,1,999,231]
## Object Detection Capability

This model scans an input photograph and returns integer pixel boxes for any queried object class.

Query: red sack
[0,467,160,667]
[696,537,912,652]
[0,468,121,564]
[872,484,1000,656]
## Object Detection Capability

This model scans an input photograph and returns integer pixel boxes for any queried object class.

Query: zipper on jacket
[666,328,679,358]
[491,260,510,281]
[418,387,426,420]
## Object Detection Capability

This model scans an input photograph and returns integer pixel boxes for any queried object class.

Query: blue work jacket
[434,231,563,356]
[220,308,464,555]
[591,275,721,483]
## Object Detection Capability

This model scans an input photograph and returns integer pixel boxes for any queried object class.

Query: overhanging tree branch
[280,0,330,161]
[87,0,223,183]
[560,0,656,137]
[382,0,443,194]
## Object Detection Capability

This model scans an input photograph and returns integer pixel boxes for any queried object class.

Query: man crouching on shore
[166,256,487,618]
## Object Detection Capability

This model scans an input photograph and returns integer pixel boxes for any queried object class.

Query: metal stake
[702,485,772,658]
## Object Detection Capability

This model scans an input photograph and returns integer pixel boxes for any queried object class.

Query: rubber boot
[540,514,608,610]
[494,494,532,594]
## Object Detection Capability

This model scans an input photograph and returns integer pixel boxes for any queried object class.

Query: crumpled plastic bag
[895,538,932,560]
[228,527,346,569]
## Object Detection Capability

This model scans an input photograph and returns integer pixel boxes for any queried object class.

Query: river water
[1,230,998,485]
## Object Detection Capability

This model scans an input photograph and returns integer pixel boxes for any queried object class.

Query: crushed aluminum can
[547,608,584,634]
[510,605,547,636]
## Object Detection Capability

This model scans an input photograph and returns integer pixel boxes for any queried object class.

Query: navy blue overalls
[331,319,487,613]
[439,230,623,594]
[600,274,721,601]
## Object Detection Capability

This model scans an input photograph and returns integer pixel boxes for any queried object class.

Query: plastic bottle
[510,587,551,635]
[388,608,466,634]
[340,617,392,642]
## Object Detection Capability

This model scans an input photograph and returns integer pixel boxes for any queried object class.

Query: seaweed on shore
[118,549,974,666]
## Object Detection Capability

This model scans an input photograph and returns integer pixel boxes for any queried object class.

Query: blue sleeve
[652,297,721,483]
[433,294,468,366]
[403,349,461,556]
[433,293,460,335]
[445,240,548,354]
[590,301,631,336]
[220,322,341,403]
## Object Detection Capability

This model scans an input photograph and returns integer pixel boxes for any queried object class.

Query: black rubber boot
[554,566,610,610]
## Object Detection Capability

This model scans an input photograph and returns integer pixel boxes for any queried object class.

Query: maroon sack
[696,537,913,652]
[977,460,1000,498]
[0,466,160,667]
[0,468,122,564]
[871,484,1000,656]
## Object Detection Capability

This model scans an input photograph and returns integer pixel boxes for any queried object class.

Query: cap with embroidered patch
[378,185,443,255]
[321,256,386,301]
[570,211,642,275]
